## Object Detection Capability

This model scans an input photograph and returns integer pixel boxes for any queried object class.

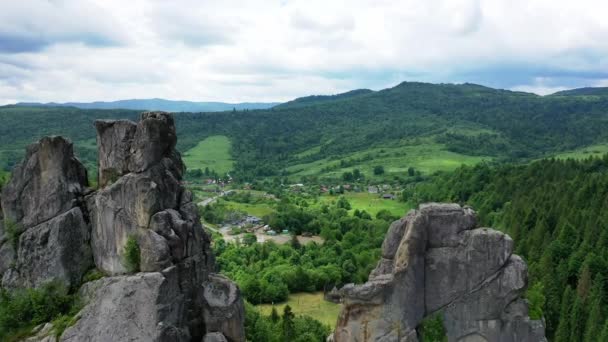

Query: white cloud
[0,0,607,103]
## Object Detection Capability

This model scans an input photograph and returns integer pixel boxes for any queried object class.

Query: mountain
[15,98,280,112]
[2,81,608,181]
[550,87,608,97]
[275,88,374,109]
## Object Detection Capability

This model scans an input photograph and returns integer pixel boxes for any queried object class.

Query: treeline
[405,156,608,340]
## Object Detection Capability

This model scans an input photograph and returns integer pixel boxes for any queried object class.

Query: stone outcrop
[0,136,92,289]
[0,112,244,342]
[61,112,244,342]
[333,203,546,342]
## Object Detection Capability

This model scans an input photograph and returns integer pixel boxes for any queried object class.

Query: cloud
[0,0,607,103]
[0,0,125,53]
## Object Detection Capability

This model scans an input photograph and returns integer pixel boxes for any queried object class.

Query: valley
[1,82,608,341]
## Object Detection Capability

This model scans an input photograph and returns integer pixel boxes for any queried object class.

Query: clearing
[256,292,341,327]
[317,192,412,217]
[182,135,234,175]
[286,140,490,180]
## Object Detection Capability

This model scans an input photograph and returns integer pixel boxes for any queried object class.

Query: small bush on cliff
[123,236,141,273]
[0,281,77,340]
[5,219,24,252]
[419,314,447,342]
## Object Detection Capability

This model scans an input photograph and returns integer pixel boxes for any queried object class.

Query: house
[368,186,379,194]
[245,215,262,225]
[382,194,396,200]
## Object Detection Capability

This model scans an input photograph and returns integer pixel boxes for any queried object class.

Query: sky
[1,0,607,104]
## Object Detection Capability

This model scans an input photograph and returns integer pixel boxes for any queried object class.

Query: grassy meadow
[286,139,491,180]
[182,135,234,174]
[256,292,341,327]
[317,192,412,217]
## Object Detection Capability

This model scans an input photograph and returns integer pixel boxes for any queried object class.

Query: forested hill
[2,82,608,180]
[551,87,608,97]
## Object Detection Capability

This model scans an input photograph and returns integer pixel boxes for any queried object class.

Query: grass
[256,292,341,327]
[182,135,234,175]
[551,143,608,160]
[286,139,490,180]
[317,192,412,217]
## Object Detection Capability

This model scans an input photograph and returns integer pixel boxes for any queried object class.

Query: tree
[242,233,257,246]
[527,282,545,320]
[554,286,574,342]
[342,171,353,182]
[600,318,608,342]
[408,167,415,176]
[353,169,362,180]
[569,295,586,342]
[282,305,296,341]
[373,165,385,175]
[270,307,280,323]
[336,196,351,210]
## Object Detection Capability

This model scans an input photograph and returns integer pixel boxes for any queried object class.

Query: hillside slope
[2,82,608,180]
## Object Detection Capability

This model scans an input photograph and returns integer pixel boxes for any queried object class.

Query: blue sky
[0,0,607,104]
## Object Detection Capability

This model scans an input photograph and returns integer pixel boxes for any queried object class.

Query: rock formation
[333,203,546,342]
[0,136,92,289]
[0,112,245,342]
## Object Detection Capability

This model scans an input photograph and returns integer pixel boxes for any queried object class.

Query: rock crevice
[333,203,546,342]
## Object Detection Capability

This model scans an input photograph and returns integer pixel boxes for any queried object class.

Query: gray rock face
[95,120,137,188]
[1,136,88,228]
[2,208,91,289]
[0,136,91,288]
[333,203,546,342]
[66,112,243,341]
[202,274,246,342]
[4,112,244,341]
[61,268,189,342]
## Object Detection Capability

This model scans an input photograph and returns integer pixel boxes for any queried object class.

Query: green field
[551,143,608,160]
[286,140,490,180]
[257,292,341,327]
[318,192,412,217]
[182,135,234,175]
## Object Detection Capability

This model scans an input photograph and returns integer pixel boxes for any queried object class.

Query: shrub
[4,219,24,251]
[419,314,447,342]
[123,236,141,273]
[82,268,105,283]
[0,281,77,340]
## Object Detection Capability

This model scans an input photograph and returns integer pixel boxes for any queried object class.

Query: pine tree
[569,295,586,342]
[281,305,295,341]
[554,286,574,342]
[600,318,608,342]
[584,299,604,342]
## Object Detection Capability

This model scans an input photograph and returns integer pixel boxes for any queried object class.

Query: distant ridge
[15,98,280,112]
[550,87,608,96]
[275,89,374,109]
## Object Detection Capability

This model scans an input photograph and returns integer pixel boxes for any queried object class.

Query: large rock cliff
[333,203,546,342]
[0,112,245,342]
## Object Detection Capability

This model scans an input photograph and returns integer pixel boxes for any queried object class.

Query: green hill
[2,81,608,182]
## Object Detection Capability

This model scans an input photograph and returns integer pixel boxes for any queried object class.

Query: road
[197,190,233,207]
